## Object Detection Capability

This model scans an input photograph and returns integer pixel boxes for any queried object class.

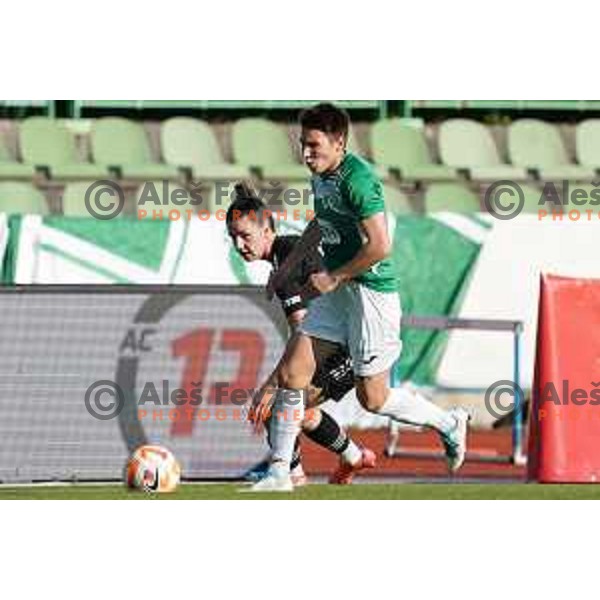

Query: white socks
[375,386,456,435]
[269,388,305,472]
[341,442,363,466]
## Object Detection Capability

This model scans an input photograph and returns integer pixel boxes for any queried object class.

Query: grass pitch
[1,482,599,500]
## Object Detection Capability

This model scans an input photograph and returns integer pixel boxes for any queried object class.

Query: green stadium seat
[372,119,458,180]
[0,132,36,179]
[424,183,480,213]
[161,117,250,181]
[20,117,107,180]
[232,118,308,180]
[92,117,179,179]
[371,119,457,182]
[576,120,600,170]
[0,181,48,215]
[508,119,594,180]
[438,119,527,181]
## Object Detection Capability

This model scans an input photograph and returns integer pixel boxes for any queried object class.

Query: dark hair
[226,183,275,231]
[299,102,350,143]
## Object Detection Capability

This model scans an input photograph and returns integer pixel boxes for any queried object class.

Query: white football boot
[441,408,471,474]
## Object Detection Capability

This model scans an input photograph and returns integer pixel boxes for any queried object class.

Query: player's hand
[310,271,342,294]
[249,385,276,435]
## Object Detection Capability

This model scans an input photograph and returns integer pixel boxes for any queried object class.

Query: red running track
[300,428,527,481]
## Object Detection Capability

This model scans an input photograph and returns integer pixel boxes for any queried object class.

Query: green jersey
[311,152,398,293]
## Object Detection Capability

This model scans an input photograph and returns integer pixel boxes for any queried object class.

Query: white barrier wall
[438,215,600,389]
[0,287,287,482]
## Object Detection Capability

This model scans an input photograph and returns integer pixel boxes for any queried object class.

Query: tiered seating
[232,118,307,181]
[438,119,527,181]
[91,117,179,180]
[575,120,600,170]
[371,119,457,182]
[0,133,35,179]
[20,117,107,180]
[0,115,598,216]
[161,117,249,181]
[508,119,594,181]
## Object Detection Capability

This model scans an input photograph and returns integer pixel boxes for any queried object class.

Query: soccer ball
[126,444,181,493]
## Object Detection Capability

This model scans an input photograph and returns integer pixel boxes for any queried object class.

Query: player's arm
[311,212,391,293]
[332,212,390,282]
[266,219,321,299]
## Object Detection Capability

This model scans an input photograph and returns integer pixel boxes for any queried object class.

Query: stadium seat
[576,120,600,170]
[0,181,48,215]
[161,117,250,181]
[383,185,413,214]
[0,133,36,179]
[508,119,594,180]
[438,119,527,181]
[232,118,307,180]
[423,183,480,213]
[92,117,179,179]
[371,119,457,182]
[20,117,108,180]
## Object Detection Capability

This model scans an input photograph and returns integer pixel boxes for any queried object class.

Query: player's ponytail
[233,181,259,201]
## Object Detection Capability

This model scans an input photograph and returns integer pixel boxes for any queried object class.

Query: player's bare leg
[298,340,376,484]
[355,370,470,474]
[250,333,316,491]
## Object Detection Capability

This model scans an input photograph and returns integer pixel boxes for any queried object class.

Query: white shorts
[299,282,402,377]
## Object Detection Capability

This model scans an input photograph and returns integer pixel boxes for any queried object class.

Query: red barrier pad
[529,274,600,482]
